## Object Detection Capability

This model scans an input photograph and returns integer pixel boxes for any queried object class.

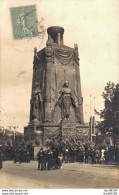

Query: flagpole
[90,95,92,117]
[94,97,95,136]
[90,95,92,142]
[94,97,95,117]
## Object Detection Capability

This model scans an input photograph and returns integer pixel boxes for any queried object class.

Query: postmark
[10,5,39,39]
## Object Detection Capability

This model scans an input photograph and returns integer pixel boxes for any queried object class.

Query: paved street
[0,161,119,189]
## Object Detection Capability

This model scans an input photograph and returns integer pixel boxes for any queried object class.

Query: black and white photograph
[0,0,119,193]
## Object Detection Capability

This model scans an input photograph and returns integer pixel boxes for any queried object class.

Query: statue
[32,82,41,120]
[56,81,83,123]
[58,81,72,120]
[45,40,53,62]
[33,47,40,65]
[74,44,79,65]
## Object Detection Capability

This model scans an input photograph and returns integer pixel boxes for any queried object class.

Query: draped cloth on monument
[54,48,74,65]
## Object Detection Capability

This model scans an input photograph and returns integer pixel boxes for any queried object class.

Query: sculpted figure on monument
[58,81,72,120]
[33,47,39,65]
[56,81,84,123]
[45,40,53,62]
[32,82,41,120]
[74,44,79,64]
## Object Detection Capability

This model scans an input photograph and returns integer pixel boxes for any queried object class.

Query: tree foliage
[95,82,119,141]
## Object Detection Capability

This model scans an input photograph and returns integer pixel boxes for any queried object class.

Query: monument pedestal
[43,120,90,146]
[43,122,60,144]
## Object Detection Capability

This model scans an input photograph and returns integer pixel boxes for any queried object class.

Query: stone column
[48,34,53,43]
[61,34,64,45]
[58,33,61,45]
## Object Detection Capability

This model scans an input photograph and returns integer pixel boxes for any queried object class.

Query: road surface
[0,161,119,188]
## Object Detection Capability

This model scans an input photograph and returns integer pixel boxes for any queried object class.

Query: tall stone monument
[24,26,89,151]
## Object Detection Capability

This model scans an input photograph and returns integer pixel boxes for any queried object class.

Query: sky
[0,0,119,133]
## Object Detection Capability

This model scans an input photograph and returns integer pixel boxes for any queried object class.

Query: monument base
[24,121,90,158]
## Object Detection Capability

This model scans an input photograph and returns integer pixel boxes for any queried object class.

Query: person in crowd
[91,148,96,164]
[70,147,75,163]
[19,148,23,164]
[43,149,48,170]
[22,148,27,162]
[26,150,30,163]
[0,149,3,169]
[57,155,62,169]
[75,147,79,162]
[115,146,119,165]
[14,149,17,163]
[6,147,10,161]
[79,147,84,163]
[2,147,6,161]
[104,147,108,164]
[47,150,53,170]
[108,146,115,165]
[85,146,89,164]
[95,147,100,164]
[64,148,69,163]
[38,148,44,170]
[100,147,105,164]
[53,148,59,169]
[58,154,63,166]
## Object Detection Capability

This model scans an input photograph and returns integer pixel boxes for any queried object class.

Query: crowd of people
[36,144,119,171]
[61,145,119,165]
[0,144,31,165]
[0,150,2,169]
[0,142,119,171]
[14,147,30,163]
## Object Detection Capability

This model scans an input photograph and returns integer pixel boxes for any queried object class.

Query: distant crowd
[0,145,31,167]
[61,145,119,165]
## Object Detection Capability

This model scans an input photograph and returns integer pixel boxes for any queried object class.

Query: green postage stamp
[10,5,39,39]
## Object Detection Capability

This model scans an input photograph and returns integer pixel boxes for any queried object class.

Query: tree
[95,82,119,146]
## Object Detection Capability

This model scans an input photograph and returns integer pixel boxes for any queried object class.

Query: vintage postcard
[0,0,119,194]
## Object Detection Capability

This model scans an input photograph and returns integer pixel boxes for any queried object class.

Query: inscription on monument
[61,122,76,140]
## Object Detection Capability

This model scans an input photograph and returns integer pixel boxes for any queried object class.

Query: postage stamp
[10,5,39,39]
